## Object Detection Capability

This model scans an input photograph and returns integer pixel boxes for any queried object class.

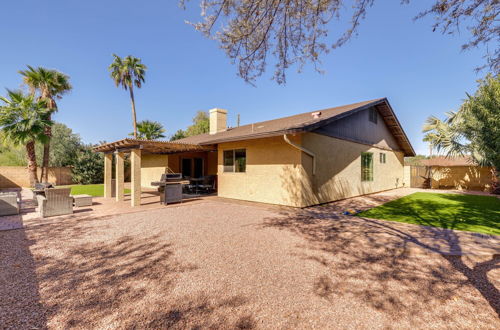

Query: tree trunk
[129,86,137,138]
[26,140,38,187]
[41,117,52,182]
[41,96,56,182]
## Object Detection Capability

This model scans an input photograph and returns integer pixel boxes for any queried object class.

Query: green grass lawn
[58,184,131,197]
[358,192,500,236]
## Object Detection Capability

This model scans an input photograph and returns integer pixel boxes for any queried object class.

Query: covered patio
[93,139,216,207]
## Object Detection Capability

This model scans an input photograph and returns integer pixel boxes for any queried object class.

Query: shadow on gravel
[5,213,256,328]
[0,228,47,329]
[131,294,256,329]
[263,204,499,326]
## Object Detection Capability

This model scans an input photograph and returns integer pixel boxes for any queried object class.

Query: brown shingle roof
[176,98,415,156]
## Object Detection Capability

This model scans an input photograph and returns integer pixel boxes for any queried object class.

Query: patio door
[181,158,204,178]
[181,158,192,178]
[193,158,203,178]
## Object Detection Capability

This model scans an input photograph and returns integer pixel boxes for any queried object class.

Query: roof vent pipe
[283,134,316,175]
[311,111,322,119]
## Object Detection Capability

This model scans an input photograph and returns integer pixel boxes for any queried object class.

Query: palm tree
[19,66,72,182]
[422,112,470,158]
[0,90,52,186]
[108,54,147,138]
[129,120,166,140]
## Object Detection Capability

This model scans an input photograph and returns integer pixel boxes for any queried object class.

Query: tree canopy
[130,120,166,140]
[170,111,209,140]
[423,74,500,191]
[35,123,82,167]
[109,54,147,138]
[182,0,499,84]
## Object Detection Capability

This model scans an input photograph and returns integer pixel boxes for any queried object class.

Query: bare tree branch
[182,0,499,84]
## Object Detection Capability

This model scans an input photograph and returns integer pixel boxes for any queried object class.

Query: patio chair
[198,175,216,193]
[37,187,73,218]
[0,192,20,216]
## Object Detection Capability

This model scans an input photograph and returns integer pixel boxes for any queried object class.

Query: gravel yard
[1,191,499,329]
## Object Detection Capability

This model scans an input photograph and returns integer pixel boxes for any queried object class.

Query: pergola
[93,138,214,207]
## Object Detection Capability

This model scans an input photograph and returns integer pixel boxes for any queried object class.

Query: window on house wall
[234,149,246,172]
[369,108,378,124]
[223,149,246,172]
[380,153,386,164]
[361,152,373,181]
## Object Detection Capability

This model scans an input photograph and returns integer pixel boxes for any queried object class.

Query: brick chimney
[209,108,227,135]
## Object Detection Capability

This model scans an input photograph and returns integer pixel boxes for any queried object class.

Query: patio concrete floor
[0,188,499,328]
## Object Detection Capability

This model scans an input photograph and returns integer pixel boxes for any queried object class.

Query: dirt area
[0,188,499,328]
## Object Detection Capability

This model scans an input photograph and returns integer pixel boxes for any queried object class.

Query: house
[94,98,415,207]
[408,156,493,191]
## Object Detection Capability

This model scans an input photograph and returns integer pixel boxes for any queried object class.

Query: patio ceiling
[93,138,215,154]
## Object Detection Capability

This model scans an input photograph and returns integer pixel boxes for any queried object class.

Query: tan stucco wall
[431,166,492,191]
[403,165,411,187]
[140,154,168,188]
[300,133,405,206]
[0,166,73,188]
[217,135,304,207]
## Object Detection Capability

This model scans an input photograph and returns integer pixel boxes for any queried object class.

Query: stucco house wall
[217,135,304,207]
[140,154,168,188]
[300,133,404,206]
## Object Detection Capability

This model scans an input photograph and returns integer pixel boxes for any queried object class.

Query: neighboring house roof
[417,156,478,167]
[176,98,415,156]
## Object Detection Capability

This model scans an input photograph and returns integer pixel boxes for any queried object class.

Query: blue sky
[0,0,490,155]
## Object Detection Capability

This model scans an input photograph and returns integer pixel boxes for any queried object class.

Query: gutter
[283,134,316,175]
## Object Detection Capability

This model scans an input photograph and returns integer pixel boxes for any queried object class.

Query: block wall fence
[0,166,73,188]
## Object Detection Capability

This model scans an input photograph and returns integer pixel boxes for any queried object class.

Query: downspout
[283,134,316,175]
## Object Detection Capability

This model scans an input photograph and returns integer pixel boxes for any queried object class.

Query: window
[380,153,386,164]
[369,108,378,124]
[361,152,373,181]
[223,149,246,172]
[234,149,246,172]
[223,150,234,172]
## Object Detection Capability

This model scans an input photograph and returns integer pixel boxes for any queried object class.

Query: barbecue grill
[151,173,187,205]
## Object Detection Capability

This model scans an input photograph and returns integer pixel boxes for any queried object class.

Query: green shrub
[71,147,104,184]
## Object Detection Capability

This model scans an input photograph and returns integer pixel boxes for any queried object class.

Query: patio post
[104,153,113,198]
[130,148,141,207]
[115,152,125,201]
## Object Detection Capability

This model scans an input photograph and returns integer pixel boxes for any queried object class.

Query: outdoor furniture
[0,192,20,216]
[32,182,54,206]
[187,177,203,194]
[198,175,216,193]
[37,187,73,218]
[72,194,93,207]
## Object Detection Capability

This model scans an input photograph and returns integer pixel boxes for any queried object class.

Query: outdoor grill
[151,173,187,205]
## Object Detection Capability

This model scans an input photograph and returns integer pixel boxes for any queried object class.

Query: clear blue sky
[0,0,490,155]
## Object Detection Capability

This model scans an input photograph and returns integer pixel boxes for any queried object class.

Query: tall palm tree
[129,120,166,140]
[19,66,72,182]
[0,90,51,186]
[108,54,147,138]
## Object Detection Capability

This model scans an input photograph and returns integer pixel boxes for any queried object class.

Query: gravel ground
[1,193,499,329]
